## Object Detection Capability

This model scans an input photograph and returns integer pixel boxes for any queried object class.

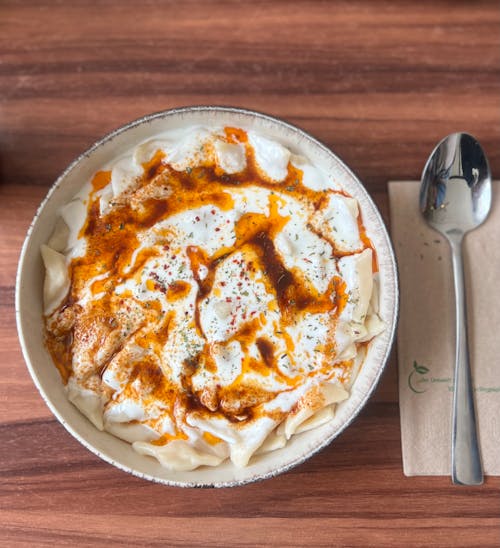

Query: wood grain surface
[1,1,499,546]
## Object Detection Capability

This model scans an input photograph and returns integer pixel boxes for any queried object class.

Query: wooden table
[1,1,499,546]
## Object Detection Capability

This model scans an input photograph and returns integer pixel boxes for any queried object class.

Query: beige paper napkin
[389,181,500,476]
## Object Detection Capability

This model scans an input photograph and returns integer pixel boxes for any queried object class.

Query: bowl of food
[16,106,398,487]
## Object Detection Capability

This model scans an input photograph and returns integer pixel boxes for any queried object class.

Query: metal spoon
[420,133,491,485]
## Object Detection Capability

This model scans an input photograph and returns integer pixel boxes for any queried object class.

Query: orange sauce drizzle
[91,170,112,192]
[203,431,223,445]
[44,126,378,431]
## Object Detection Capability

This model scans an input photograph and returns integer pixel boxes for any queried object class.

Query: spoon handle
[449,237,483,485]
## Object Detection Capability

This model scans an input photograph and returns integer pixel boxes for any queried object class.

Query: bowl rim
[16,105,399,487]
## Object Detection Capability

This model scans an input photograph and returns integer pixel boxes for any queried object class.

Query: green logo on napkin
[408,360,430,393]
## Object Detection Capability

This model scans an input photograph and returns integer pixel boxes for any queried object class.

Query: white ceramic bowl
[16,106,398,487]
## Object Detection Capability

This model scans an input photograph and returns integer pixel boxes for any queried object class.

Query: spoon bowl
[420,133,492,235]
[420,132,492,486]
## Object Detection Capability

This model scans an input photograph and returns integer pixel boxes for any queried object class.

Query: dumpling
[310,194,363,253]
[41,244,70,315]
[133,439,225,471]
[338,249,373,324]
[278,382,348,440]
[214,140,246,174]
[247,131,290,182]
